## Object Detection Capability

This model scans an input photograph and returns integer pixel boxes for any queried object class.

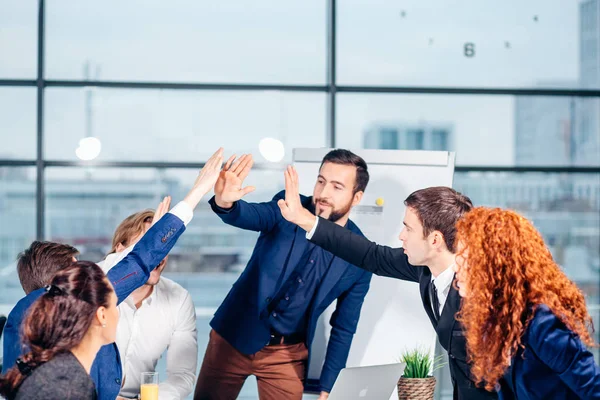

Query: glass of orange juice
[140,372,159,400]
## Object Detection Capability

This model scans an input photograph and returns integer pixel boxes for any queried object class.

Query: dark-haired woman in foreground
[0,261,118,400]
[454,207,600,399]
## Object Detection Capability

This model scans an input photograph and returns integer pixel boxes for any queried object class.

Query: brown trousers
[194,330,309,400]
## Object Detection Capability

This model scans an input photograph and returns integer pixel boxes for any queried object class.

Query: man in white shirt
[98,209,198,400]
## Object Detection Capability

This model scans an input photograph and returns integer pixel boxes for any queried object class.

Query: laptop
[328,363,406,400]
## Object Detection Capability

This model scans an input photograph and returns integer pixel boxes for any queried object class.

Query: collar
[432,264,455,291]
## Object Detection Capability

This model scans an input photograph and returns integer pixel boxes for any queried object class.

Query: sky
[0,0,593,168]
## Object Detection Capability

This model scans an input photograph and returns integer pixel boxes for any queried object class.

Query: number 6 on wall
[464,42,475,57]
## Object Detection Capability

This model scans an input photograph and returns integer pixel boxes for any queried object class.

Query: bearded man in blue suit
[194,149,373,400]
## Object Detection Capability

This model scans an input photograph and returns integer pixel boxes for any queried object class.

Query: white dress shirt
[431,265,455,315]
[97,201,198,400]
[305,215,320,240]
[113,277,197,400]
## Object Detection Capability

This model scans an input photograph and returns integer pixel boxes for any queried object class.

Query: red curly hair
[455,207,595,391]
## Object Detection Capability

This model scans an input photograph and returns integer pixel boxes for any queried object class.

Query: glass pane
[455,172,600,299]
[0,87,36,160]
[44,88,326,163]
[338,0,598,89]
[337,93,600,166]
[0,1,37,79]
[45,166,286,399]
[0,167,36,350]
[46,0,326,84]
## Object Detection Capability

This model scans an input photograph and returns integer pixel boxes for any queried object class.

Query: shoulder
[39,352,86,375]
[158,277,190,301]
[9,288,45,321]
[525,304,572,350]
[158,276,183,291]
[528,305,562,334]
[346,218,365,237]
[157,278,195,318]
[19,353,94,397]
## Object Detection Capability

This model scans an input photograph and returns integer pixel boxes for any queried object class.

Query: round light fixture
[75,137,102,161]
[258,137,285,163]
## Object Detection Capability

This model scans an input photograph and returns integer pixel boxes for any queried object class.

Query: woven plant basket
[397,376,436,400]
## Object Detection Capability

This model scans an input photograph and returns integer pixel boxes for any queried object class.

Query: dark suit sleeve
[310,217,420,282]
[106,213,186,305]
[208,191,284,233]
[528,306,600,398]
[319,270,372,392]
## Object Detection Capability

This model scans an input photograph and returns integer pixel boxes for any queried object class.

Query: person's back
[499,305,600,399]
[15,352,96,400]
[3,288,46,371]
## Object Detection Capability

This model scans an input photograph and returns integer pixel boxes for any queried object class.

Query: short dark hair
[404,187,473,253]
[319,149,369,194]
[16,241,79,294]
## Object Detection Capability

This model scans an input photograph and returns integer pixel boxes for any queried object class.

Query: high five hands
[214,154,256,209]
[277,165,317,232]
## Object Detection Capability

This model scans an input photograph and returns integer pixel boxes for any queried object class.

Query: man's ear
[352,191,364,207]
[430,231,447,250]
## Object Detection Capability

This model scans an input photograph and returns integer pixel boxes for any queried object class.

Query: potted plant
[397,348,444,400]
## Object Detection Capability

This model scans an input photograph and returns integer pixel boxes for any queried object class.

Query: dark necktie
[430,280,441,321]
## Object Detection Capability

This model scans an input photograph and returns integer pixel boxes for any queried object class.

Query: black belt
[267,331,305,346]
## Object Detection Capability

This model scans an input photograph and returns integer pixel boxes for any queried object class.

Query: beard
[313,197,353,223]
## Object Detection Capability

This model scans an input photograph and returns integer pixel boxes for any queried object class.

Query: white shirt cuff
[305,215,320,240]
[169,201,194,226]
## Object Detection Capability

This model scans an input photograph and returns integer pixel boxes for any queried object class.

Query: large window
[337,0,588,88]
[455,172,600,299]
[1,2,599,399]
[44,167,283,265]
[0,88,37,160]
[0,167,36,317]
[337,93,600,167]
[45,1,326,84]
[44,88,326,162]
[0,1,37,79]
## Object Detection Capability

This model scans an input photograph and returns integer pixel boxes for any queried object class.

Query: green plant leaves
[399,349,446,378]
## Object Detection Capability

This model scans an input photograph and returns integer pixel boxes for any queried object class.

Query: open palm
[215,154,255,207]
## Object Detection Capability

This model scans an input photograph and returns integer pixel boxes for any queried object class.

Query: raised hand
[277,165,316,232]
[151,196,172,226]
[183,148,225,210]
[214,154,256,209]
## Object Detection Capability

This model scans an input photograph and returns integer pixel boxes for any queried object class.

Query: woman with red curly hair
[454,207,600,399]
